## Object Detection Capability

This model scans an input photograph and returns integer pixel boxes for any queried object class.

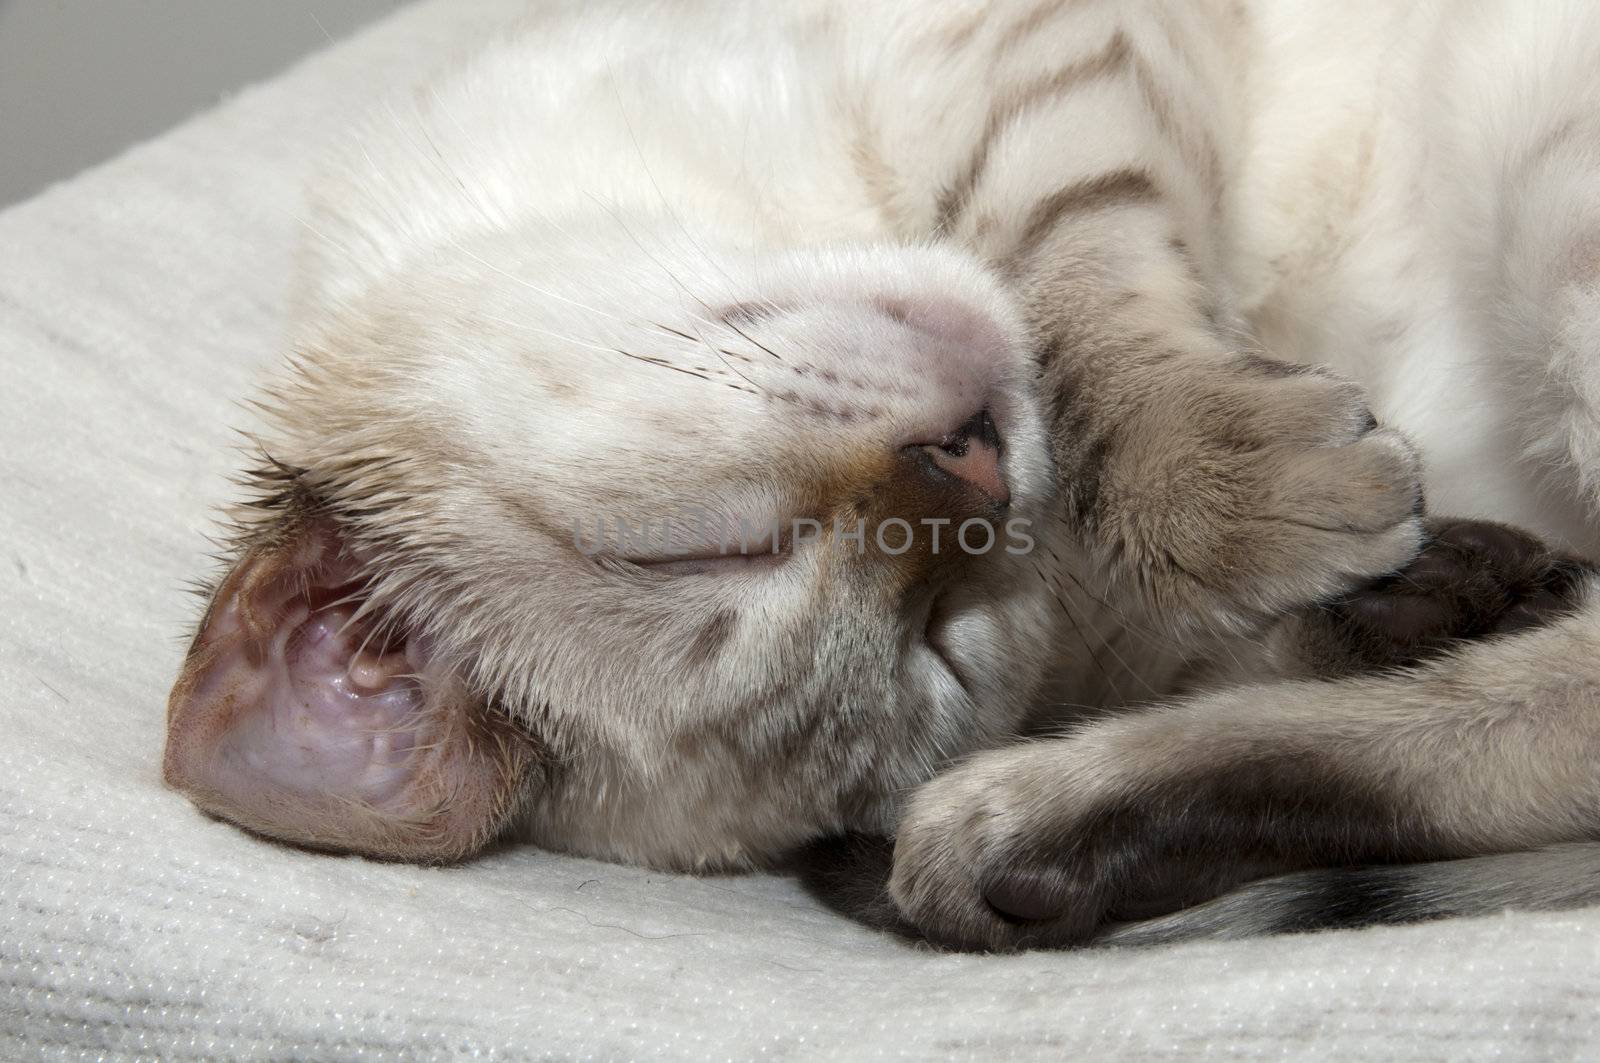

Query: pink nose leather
[924,435,1008,505]
[919,410,1009,506]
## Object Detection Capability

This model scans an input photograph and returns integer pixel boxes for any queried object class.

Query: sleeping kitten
[164,0,1600,948]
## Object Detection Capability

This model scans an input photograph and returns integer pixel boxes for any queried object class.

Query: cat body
[164,0,1600,947]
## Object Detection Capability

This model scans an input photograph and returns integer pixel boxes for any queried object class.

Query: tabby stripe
[935,31,1132,230]
[932,7,988,53]
[683,609,735,668]
[1074,439,1111,530]
[1009,168,1159,264]
[1150,5,1220,96]
[1127,49,1224,201]
[991,0,1104,57]
[1038,337,1118,529]
[849,117,911,232]
[1519,115,1586,180]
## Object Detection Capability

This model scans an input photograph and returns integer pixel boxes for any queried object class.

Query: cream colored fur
[181,0,1600,939]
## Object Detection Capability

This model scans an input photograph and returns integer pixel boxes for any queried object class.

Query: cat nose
[903,409,1010,508]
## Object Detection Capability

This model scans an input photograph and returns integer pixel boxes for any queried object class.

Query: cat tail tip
[1097,843,1600,947]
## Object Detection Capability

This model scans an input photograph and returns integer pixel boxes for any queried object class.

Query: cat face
[165,218,1066,869]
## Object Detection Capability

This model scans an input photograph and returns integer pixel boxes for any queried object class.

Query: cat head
[164,212,1064,870]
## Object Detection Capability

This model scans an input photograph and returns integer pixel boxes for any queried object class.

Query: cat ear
[164,517,537,862]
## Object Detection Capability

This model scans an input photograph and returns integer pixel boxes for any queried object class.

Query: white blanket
[3,3,1597,1058]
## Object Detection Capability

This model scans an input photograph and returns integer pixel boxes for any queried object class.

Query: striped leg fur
[889,577,1600,950]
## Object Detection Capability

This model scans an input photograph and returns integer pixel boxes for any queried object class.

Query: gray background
[0,1,405,207]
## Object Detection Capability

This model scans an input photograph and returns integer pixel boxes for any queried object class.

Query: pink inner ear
[165,521,535,862]
[217,599,425,811]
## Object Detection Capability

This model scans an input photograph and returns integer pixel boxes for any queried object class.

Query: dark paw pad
[1320,518,1592,670]
[982,866,1071,924]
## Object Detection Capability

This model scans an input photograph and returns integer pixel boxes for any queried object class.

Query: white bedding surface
[2,3,1597,1058]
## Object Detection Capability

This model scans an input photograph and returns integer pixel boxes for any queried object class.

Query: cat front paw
[1091,356,1425,629]
[889,737,1158,951]
[887,710,1403,951]
[888,734,1177,951]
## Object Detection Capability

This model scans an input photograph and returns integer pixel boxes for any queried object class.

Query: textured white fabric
[3,3,1599,1058]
